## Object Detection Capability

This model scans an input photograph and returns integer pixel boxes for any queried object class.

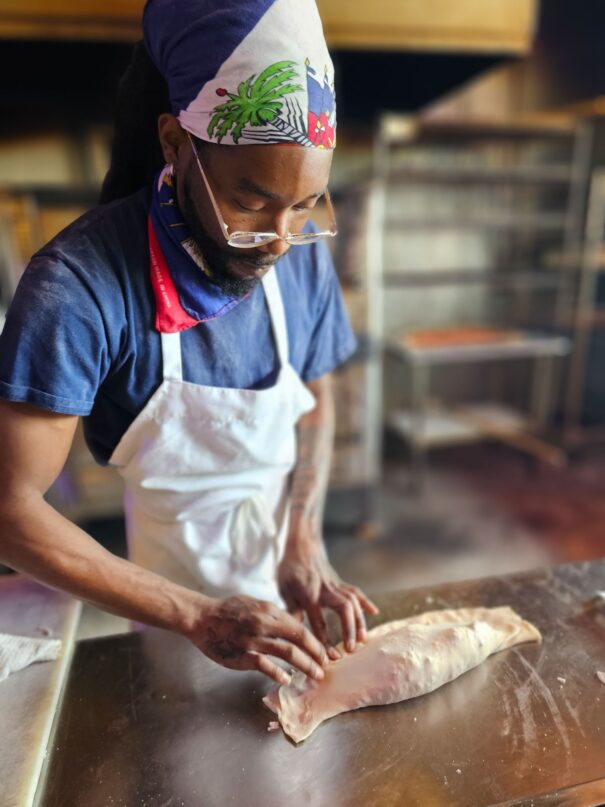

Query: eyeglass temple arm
[323,188,338,235]
[186,132,231,241]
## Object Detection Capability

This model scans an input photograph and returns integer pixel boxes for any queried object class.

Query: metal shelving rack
[373,113,594,484]
[561,168,605,437]
[325,177,384,534]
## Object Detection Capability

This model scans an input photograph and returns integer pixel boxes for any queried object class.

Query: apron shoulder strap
[160,331,184,382]
[262,268,289,367]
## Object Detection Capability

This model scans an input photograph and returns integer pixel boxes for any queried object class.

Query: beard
[179,175,278,298]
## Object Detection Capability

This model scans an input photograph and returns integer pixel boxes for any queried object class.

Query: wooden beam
[0,0,538,52]
[0,1,144,42]
[317,0,538,53]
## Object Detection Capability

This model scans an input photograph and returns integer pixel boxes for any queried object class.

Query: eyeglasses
[186,132,338,248]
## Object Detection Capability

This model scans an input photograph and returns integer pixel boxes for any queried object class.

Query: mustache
[229,251,277,268]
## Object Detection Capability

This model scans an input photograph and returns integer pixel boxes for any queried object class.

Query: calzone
[263,606,541,743]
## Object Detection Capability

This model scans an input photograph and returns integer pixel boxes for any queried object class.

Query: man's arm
[0,400,327,683]
[278,374,379,657]
[0,400,206,631]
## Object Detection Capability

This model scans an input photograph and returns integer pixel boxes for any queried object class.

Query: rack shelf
[387,164,573,185]
[383,269,567,290]
[383,116,578,144]
[544,246,605,272]
[389,402,528,449]
[386,212,568,232]
[387,330,570,366]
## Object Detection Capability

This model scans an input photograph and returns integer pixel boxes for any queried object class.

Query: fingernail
[346,640,355,653]
[279,672,290,685]
[360,628,368,642]
[313,665,325,680]
[328,646,341,660]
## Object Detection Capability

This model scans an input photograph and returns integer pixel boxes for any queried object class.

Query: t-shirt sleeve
[301,240,357,382]
[0,251,110,415]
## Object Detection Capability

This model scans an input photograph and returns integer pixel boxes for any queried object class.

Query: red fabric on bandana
[148,216,198,333]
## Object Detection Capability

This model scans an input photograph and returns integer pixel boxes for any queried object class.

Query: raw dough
[263,606,541,743]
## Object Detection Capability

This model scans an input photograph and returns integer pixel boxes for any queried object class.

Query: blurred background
[1,1,604,634]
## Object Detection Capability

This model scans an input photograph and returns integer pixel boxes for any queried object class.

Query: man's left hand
[277,541,379,659]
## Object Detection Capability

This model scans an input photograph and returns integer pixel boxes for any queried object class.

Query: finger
[344,584,380,617]
[281,590,300,614]
[327,592,356,653]
[358,591,380,616]
[306,604,341,660]
[252,638,325,681]
[276,615,328,668]
[306,603,330,645]
[242,651,291,686]
[346,590,368,643]
[281,591,305,623]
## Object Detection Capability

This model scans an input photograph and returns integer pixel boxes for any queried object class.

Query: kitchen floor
[76,442,605,640]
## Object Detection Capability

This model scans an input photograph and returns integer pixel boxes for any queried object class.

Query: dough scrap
[0,632,62,682]
[263,606,541,743]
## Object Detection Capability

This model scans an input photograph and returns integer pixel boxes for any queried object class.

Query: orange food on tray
[401,326,523,349]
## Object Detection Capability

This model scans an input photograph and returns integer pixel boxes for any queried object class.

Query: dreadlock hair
[99,41,170,204]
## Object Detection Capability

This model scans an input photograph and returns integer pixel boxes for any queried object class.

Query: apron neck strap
[160,332,183,381]
[159,267,288,384]
[261,268,289,367]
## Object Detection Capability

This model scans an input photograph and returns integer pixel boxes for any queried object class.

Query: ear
[157,113,187,165]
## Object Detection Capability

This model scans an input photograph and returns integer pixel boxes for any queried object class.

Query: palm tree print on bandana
[207,59,336,148]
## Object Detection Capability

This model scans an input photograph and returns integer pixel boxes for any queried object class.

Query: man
[0,0,377,686]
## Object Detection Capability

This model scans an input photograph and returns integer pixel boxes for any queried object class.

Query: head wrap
[143,0,336,148]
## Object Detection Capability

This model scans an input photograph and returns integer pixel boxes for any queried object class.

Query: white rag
[0,632,62,682]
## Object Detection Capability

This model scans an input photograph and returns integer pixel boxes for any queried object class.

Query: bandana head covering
[143,0,336,148]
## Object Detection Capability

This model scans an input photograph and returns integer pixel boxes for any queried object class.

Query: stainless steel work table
[38,560,605,806]
[0,575,80,807]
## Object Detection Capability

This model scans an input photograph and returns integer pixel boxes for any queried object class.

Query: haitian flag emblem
[207,58,336,147]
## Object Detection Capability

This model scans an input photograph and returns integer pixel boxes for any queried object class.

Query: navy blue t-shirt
[0,187,356,464]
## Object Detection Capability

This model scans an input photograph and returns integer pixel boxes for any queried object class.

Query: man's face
[174,138,334,297]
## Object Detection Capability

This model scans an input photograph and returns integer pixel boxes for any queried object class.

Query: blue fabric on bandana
[150,166,245,323]
[143,0,276,117]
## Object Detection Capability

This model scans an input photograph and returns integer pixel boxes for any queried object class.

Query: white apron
[108,268,316,606]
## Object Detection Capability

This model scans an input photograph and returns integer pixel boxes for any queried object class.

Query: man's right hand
[188,595,328,685]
